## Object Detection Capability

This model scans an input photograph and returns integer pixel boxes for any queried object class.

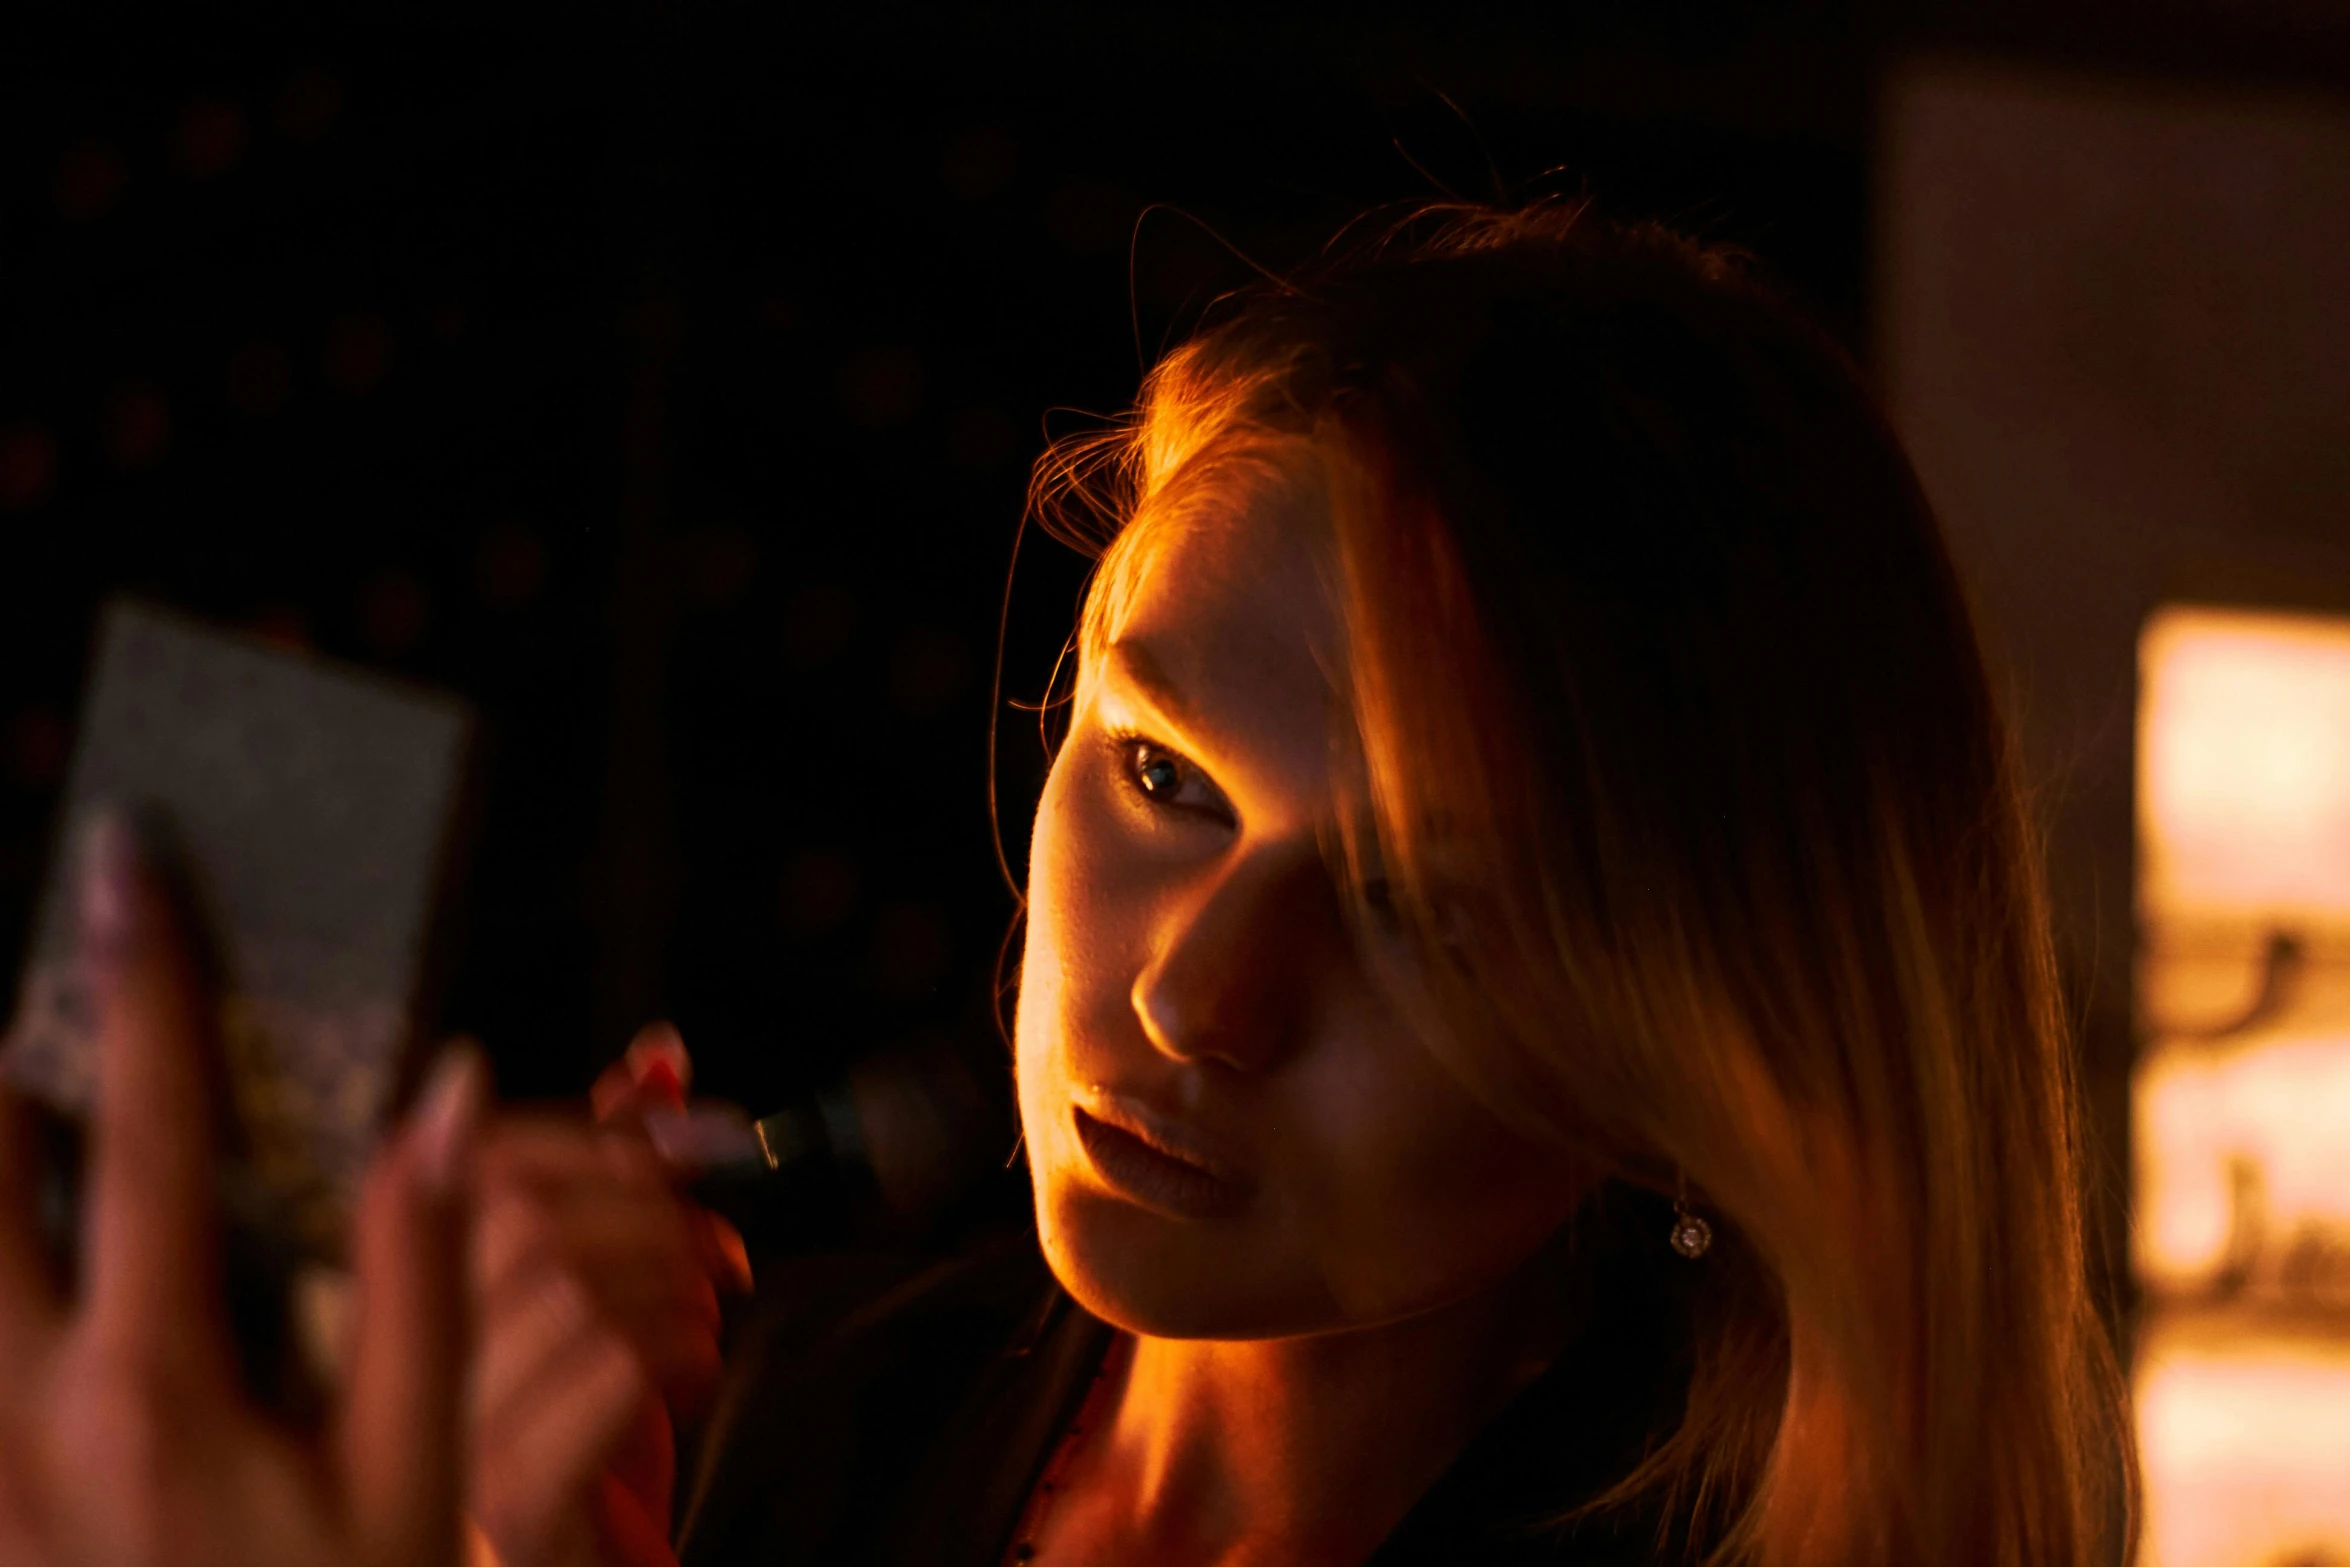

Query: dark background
[3,4,2344,1163]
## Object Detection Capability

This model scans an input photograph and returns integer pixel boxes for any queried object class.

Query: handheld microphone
[639,1040,1002,1224]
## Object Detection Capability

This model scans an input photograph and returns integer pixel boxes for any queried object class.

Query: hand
[464,1025,751,1567]
[0,812,482,1567]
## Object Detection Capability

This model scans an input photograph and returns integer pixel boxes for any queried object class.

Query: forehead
[1095,488,1350,790]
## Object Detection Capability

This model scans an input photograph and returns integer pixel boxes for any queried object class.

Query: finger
[0,1092,63,1358]
[475,1250,718,1411]
[475,1183,704,1277]
[474,1187,742,1319]
[594,1270,720,1412]
[483,1101,747,1189]
[469,1265,598,1437]
[480,1253,723,1389]
[600,1397,677,1543]
[695,1209,755,1295]
[340,1046,484,1564]
[477,1312,713,1455]
[80,813,228,1359]
[589,1072,682,1133]
[624,1022,690,1101]
[592,1470,682,1567]
[492,1245,721,1349]
[472,1180,708,1300]
[472,1322,650,1553]
[650,1318,722,1423]
[590,1023,689,1125]
[588,1059,637,1123]
[477,1115,673,1192]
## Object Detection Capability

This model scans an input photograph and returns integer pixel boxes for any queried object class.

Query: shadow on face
[1013,483,1588,1341]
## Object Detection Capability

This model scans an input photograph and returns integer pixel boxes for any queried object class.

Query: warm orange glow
[2136,1320,2350,1567]
[2140,607,2350,931]
[2136,605,2350,1567]
[2135,1029,2350,1299]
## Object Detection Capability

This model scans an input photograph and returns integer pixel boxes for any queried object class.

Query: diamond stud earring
[1669,1171,1713,1260]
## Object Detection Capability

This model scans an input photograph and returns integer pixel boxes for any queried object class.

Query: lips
[1072,1104,1254,1221]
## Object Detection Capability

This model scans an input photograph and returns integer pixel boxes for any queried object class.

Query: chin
[1031,1170,1336,1341]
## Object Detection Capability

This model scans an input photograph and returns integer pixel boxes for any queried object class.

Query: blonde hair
[1029,203,2133,1566]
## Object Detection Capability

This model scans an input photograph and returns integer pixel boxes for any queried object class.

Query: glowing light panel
[2135,1031,2350,1298]
[2137,1325,2350,1567]
[2140,607,2350,930]
[2136,605,2350,1567]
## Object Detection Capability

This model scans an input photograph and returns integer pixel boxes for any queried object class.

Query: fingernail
[76,808,144,974]
[635,1056,684,1101]
[413,1046,486,1198]
[627,1022,690,1093]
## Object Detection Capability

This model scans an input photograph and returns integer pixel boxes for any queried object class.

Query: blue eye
[1137,754,1182,795]
[1116,737,1231,823]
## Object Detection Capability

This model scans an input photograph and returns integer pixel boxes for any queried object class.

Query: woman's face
[1015,488,1586,1339]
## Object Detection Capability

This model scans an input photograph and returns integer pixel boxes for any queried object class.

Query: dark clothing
[676,1212,1696,1565]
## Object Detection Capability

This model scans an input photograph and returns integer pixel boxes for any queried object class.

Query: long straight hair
[1027,202,2134,1567]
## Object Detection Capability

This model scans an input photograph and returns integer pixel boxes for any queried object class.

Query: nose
[1129,845,1334,1074]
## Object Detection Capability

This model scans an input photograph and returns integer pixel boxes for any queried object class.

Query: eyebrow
[1103,639,1202,732]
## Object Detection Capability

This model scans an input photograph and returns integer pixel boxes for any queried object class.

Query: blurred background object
[3,9,2349,1557]
[1881,56,2350,1567]
[2127,610,2350,1567]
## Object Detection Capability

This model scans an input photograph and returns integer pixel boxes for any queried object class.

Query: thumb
[339,1046,486,1562]
[593,1021,691,1124]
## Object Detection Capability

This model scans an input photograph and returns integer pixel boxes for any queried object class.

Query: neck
[1052,1242,1580,1565]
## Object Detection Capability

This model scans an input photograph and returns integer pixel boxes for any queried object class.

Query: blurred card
[4,598,475,1260]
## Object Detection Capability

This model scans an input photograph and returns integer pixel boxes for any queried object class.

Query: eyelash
[1109,731,1232,823]
[1107,731,1475,952]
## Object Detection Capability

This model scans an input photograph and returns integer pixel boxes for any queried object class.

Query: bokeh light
[2137,605,2350,1566]
[2138,1322,2350,1567]
[2141,608,2350,933]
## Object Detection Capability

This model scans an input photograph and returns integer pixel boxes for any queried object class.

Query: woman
[0,201,2134,1567]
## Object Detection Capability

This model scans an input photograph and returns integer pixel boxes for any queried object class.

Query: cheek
[1014,759,1080,1156]
[1014,732,1575,1336]
[1014,749,1129,1178]
[1015,736,1170,1065]
[1286,1029,1582,1322]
